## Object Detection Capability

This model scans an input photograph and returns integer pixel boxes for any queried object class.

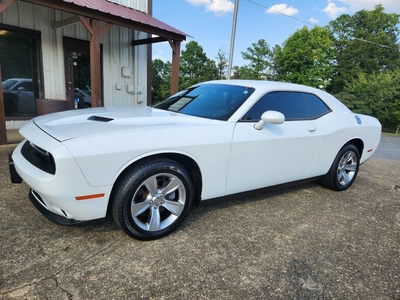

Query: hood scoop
[87,115,114,122]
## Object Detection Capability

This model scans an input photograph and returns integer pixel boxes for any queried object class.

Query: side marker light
[75,193,105,201]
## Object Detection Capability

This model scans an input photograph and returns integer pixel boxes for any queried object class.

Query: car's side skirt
[202,176,324,203]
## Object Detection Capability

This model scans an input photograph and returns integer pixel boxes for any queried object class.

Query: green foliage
[335,69,400,127]
[179,41,219,89]
[151,59,171,104]
[274,26,335,89]
[216,49,228,79]
[231,65,253,79]
[328,4,400,93]
[240,39,274,79]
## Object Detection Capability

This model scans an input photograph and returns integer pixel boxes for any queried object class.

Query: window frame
[0,24,44,120]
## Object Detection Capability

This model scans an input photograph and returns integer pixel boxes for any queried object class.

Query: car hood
[32,106,210,142]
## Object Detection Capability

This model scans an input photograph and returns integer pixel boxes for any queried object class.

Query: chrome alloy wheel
[336,151,358,186]
[130,173,186,231]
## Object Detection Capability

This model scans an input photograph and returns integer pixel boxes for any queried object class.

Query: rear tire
[112,158,194,240]
[321,144,360,191]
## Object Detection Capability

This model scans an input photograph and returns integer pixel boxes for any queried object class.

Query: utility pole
[227,0,239,79]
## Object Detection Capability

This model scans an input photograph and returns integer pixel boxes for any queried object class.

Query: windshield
[154,83,255,121]
[2,79,18,90]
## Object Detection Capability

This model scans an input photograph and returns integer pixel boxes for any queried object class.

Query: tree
[274,26,335,89]
[335,69,400,129]
[151,59,171,104]
[216,49,228,79]
[231,65,253,79]
[180,41,219,89]
[240,39,274,80]
[328,4,400,93]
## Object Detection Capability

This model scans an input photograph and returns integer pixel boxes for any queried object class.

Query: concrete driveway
[1,152,399,299]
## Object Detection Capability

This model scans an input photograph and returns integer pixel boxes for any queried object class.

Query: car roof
[202,79,322,92]
[201,79,351,114]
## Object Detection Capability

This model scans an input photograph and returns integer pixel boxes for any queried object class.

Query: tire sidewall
[118,160,194,240]
[332,144,360,191]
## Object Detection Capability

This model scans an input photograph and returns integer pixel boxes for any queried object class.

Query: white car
[9,80,381,240]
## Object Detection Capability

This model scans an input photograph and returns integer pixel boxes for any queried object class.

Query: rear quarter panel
[309,111,381,177]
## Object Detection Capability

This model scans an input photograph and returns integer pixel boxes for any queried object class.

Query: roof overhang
[21,0,188,42]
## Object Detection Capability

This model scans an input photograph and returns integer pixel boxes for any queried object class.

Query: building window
[0,25,42,118]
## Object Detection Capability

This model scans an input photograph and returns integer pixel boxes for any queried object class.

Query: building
[0,0,187,144]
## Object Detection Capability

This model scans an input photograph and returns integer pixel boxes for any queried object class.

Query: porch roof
[24,0,189,41]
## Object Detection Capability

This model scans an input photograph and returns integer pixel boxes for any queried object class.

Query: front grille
[21,141,56,175]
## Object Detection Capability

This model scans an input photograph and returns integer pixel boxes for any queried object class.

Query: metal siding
[1,0,149,110]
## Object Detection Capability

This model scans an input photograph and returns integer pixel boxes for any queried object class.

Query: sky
[152,0,400,67]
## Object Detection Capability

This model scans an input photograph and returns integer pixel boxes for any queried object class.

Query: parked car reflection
[2,78,37,117]
[74,88,91,108]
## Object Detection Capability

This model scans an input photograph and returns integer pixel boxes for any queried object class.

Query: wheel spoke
[162,200,185,216]
[341,152,351,164]
[131,200,150,217]
[148,207,161,231]
[344,162,357,172]
[161,177,182,196]
[143,175,159,194]
[337,169,345,183]
[342,172,350,185]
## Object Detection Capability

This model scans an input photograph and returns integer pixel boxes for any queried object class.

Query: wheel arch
[107,153,203,214]
[344,138,364,159]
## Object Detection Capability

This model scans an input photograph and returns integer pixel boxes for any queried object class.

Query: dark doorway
[64,37,103,109]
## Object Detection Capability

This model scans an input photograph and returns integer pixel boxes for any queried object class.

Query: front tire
[112,158,194,240]
[321,144,360,191]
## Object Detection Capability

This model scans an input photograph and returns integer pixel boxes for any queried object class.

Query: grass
[382,131,400,137]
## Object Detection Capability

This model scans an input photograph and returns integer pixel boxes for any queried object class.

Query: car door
[225,91,329,195]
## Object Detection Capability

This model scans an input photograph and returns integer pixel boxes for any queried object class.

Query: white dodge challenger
[9,80,381,240]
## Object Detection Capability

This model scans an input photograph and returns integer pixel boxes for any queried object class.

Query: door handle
[308,127,317,132]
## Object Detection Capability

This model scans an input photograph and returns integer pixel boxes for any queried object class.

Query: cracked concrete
[1,152,400,299]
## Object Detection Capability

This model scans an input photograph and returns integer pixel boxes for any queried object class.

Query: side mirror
[254,110,285,130]
[17,87,26,92]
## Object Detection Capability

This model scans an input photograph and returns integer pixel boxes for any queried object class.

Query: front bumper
[11,134,112,222]
[29,189,104,226]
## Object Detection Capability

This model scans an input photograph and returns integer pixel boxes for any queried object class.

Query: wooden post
[0,64,7,145]
[90,19,102,107]
[78,16,111,107]
[170,40,181,95]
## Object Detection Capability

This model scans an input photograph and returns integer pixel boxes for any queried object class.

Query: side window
[241,91,331,121]
[242,91,311,121]
[305,93,331,118]
[16,81,33,91]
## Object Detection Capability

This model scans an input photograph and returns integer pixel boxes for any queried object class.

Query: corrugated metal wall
[0,0,148,113]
